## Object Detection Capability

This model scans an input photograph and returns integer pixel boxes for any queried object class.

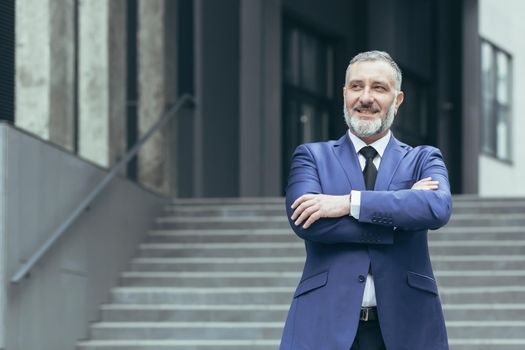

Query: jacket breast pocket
[294,271,328,298]
[407,271,438,295]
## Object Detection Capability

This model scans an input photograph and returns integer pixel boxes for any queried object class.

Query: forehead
[347,60,397,86]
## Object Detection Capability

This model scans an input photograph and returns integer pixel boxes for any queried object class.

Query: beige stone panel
[78,0,110,167]
[137,0,171,195]
[15,0,51,140]
[49,0,75,151]
[108,0,128,166]
[78,0,127,168]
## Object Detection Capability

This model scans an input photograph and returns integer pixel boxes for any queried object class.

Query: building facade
[1,0,524,197]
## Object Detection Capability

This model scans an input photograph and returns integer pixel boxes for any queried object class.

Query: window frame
[480,38,513,164]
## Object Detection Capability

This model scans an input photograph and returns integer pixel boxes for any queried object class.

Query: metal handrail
[11,94,195,284]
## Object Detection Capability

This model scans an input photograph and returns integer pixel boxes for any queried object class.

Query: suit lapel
[332,134,366,191]
[374,135,407,191]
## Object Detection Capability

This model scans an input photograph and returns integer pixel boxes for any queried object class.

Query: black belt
[359,307,378,322]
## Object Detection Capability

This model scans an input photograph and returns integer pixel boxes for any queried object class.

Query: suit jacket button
[358,275,366,283]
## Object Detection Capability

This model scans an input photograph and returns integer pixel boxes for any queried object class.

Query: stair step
[435,270,525,287]
[77,339,280,350]
[429,241,525,255]
[119,271,301,287]
[164,206,286,217]
[449,338,525,350]
[137,242,305,258]
[145,229,298,243]
[172,197,284,205]
[447,321,525,338]
[100,304,289,322]
[110,287,294,305]
[443,304,525,321]
[89,322,283,340]
[440,286,525,304]
[129,257,304,272]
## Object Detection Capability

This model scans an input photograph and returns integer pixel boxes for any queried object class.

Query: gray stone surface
[78,0,127,167]
[15,0,75,150]
[137,0,177,195]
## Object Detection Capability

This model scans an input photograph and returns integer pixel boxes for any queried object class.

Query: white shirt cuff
[350,190,361,220]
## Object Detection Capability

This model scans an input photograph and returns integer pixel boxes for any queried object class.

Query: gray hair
[345,50,402,90]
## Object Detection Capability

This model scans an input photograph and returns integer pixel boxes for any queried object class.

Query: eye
[350,83,362,90]
[374,85,387,92]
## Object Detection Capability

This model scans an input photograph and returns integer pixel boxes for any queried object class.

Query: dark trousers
[350,320,386,350]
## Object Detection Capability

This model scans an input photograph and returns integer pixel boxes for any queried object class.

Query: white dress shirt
[347,130,392,307]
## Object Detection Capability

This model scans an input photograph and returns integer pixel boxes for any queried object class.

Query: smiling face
[343,60,404,143]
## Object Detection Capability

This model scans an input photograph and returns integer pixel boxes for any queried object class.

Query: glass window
[282,19,335,190]
[481,39,512,161]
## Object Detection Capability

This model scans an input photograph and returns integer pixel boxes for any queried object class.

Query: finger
[302,211,321,229]
[291,194,314,209]
[412,179,438,188]
[291,198,315,220]
[413,182,439,190]
[295,205,319,226]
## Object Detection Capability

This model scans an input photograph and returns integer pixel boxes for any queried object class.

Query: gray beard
[344,98,397,138]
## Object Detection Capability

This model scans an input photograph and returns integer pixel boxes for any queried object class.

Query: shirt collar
[347,129,391,158]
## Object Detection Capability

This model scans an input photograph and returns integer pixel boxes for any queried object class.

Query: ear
[395,91,404,110]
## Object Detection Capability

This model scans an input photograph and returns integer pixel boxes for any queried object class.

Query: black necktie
[360,146,378,191]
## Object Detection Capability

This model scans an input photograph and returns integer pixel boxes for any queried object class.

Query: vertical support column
[462,0,480,194]
[194,0,240,197]
[436,0,464,194]
[78,0,127,168]
[15,0,75,150]
[137,0,177,195]
[239,0,282,197]
[0,127,6,350]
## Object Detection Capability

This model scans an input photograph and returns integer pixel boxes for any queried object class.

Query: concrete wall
[478,0,525,196]
[0,123,166,350]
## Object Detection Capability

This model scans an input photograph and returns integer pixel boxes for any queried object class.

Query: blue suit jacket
[280,133,452,350]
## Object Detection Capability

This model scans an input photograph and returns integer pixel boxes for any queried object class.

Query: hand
[291,194,350,229]
[411,177,439,190]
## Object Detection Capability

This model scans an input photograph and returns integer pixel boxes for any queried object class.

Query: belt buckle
[360,308,369,322]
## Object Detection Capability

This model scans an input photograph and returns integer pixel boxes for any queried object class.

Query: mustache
[352,103,380,113]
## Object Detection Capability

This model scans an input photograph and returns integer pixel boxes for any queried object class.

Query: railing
[11,94,195,284]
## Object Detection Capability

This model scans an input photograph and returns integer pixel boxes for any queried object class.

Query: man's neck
[350,129,389,145]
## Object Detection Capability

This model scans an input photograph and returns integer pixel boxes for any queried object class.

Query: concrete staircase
[76,196,525,350]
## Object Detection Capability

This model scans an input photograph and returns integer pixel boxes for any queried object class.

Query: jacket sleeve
[358,148,452,230]
[285,144,394,244]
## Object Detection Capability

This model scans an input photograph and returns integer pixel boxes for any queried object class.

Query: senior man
[279,51,452,350]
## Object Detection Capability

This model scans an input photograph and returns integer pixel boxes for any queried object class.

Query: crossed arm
[292,177,438,229]
[285,145,452,244]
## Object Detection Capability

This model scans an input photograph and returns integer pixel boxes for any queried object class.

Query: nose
[359,87,374,105]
